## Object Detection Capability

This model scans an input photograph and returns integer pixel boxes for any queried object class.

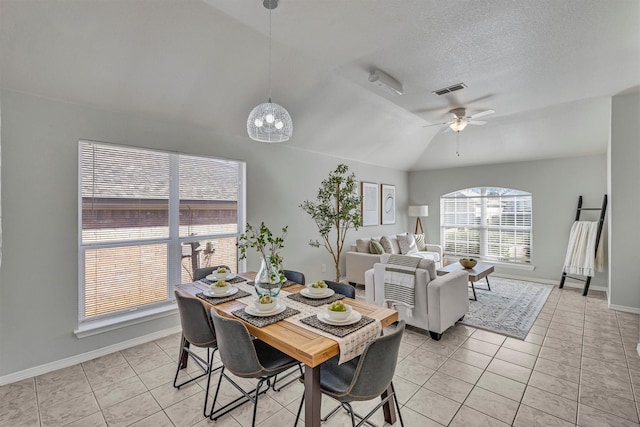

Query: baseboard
[492,272,608,293]
[0,326,182,386]
[607,304,640,315]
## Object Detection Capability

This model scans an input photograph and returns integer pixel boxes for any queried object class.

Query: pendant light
[247,0,293,143]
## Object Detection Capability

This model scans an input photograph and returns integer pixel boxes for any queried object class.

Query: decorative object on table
[325,300,352,321]
[207,280,230,296]
[246,0,293,143]
[253,294,277,312]
[458,276,553,339]
[381,184,396,225]
[459,257,478,269]
[214,266,230,280]
[408,205,429,236]
[300,164,361,281]
[360,181,379,227]
[238,222,287,297]
[308,279,328,295]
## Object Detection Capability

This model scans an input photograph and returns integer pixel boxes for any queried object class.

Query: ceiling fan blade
[442,127,452,134]
[422,121,449,128]
[468,120,487,125]
[467,109,495,119]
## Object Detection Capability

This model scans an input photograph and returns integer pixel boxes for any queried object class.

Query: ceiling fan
[424,108,495,133]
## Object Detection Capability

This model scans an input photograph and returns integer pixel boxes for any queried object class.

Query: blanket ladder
[559,195,607,296]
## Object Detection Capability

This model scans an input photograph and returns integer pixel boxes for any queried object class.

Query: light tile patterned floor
[2,285,640,426]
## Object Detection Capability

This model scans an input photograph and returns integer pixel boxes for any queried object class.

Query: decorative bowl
[326,303,352,321]
[308,281,328,295]
[459,258,478,269]
[254,295,277,312]
[209,281,229,295]
[214,269,229,280]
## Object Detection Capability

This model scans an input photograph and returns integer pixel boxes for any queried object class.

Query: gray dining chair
[209,310,300,426]
[294,321,406,427]
[173,291,221,418]
[194,264,231,281]
[324,280,356,298]
[283,269,306,285]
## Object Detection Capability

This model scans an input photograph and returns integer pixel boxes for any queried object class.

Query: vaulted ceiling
[2,0,638,171]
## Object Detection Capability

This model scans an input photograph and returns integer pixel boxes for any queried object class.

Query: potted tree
[301,164,361,281]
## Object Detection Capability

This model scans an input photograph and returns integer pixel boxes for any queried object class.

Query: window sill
[74,303,177,338]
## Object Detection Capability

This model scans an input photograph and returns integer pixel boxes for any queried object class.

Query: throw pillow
[413,233,426,251]
[397,233,418,254]
[369,239,384,255]
[417,258,437,281]
[355,238,371,253]
[379,236,396,254]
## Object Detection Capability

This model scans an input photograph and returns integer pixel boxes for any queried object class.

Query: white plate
[317,310,362,326]
[244,302,287,317]
[203,287,238,298]
[206,272,236,281]
[300,288,335,299]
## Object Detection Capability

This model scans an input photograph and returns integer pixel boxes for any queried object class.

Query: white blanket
[563,221,603,277]
[383,254,421,316]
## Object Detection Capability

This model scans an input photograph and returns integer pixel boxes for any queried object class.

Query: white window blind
[441,187,532,264]
[79,141,243,323]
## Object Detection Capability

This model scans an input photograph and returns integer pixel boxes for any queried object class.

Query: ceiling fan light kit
[368,68,404,96]
[247,0,293,143]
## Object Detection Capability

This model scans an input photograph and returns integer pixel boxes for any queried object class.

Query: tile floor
[2,285,640,426]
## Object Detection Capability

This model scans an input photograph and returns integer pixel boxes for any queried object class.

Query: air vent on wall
[432,83,467,96]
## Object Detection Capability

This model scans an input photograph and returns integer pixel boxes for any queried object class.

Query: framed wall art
[361,182,379,226]
[381,184,396,225]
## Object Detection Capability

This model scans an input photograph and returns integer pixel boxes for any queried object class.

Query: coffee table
[437,262,494,301]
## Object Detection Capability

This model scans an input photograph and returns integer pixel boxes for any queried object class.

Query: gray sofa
[345,234,443,286]
[365,254,469,340]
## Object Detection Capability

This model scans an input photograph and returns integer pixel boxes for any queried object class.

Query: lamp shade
[247,101,293,143]
[408,205,429,217]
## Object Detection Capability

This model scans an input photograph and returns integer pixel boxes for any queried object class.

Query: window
[441,187,532,264]
[79,141,244,327]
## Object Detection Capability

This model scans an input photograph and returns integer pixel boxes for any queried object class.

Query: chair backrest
[324,280,356,299]
[194,265,231,281]
[284,269,306,285]
[210,310,263,378]
[346,321,405,400]
[174,291,217,347]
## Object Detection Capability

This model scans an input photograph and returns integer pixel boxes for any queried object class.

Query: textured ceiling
[1,0,639,170]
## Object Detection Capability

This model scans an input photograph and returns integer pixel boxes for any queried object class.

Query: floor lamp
[408,205,429,238]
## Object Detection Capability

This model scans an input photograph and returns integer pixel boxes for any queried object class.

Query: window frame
[440,187,532,265]
[76,140,245,336]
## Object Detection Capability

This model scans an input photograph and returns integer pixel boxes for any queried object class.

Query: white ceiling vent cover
[433,83,467,96]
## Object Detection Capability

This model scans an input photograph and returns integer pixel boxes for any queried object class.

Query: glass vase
[254,257,283,297]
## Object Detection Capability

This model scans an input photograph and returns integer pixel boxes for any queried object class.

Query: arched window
[441,187,532,264]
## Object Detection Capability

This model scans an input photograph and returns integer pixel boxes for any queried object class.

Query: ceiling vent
[432,83,467,96]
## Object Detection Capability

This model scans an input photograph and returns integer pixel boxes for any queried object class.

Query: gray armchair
[365,254,469,340]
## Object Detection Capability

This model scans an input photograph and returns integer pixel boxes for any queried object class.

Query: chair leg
[174,347,219,389]
[271,364,303,392]
[210,372,271,424]
[391,382,405,427]
[294,393,304,427]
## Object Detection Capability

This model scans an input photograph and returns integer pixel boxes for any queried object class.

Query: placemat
[300,314,376,338]
[246,279,297,288]
[201,275,247,285]
[286,292,345,307]
[232,307,301,328]
[196,289,252,305]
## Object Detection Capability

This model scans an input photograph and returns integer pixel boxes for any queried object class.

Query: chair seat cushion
[254,339,298,373]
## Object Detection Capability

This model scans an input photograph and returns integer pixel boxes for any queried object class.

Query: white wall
[0,90,408,379]
[609,92,640,310]
[408,155,608,285]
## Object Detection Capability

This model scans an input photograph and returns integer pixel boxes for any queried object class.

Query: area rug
[459,276,553,340]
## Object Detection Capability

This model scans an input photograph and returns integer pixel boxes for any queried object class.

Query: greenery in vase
[300,164,361,281]
[237,222,288,284]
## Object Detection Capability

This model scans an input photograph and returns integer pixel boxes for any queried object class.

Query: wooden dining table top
[175,272,398,368]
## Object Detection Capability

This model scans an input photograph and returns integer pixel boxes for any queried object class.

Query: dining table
[175,272,399,427]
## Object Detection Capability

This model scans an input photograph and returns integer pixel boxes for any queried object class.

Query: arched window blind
[440,187,532,264]
[79,141,244,324]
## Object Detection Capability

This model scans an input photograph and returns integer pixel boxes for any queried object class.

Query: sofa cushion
[380,236,399,254]
[369,239,384,254]
[413,233,426,251]
[416,258,437,281]
[398,233,418,254]
[355,238,371,253]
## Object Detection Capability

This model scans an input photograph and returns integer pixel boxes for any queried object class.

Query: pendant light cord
[268,6,272,102]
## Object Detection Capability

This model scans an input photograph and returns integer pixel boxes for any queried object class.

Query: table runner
[229,282,381,364]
